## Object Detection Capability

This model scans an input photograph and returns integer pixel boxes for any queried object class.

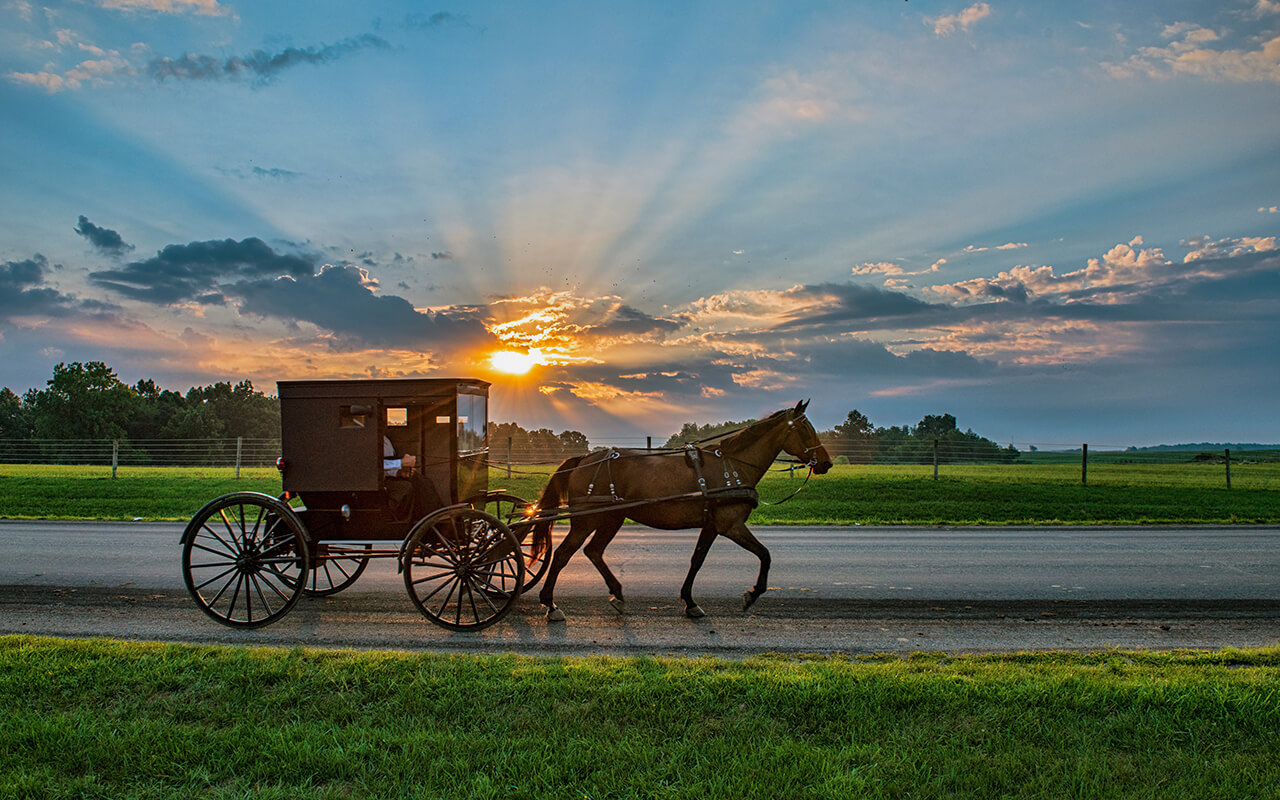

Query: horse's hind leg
[538,517,595,622]
[679,525,719,618]
[720,520,772,611]
[583,513,627,614]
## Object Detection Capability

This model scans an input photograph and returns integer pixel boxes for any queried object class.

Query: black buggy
[180,378,548,631]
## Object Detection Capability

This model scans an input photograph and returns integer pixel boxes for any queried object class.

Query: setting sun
[488,349,542,375]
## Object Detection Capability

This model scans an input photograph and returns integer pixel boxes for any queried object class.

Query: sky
[2,0,1279,448]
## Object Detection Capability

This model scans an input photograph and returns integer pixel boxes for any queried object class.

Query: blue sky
[2,0,1279,446]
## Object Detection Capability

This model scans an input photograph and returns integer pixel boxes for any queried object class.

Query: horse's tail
[530,455,580,561]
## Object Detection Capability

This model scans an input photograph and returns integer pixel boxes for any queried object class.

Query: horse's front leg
[679,525,718,618]
[582,513,627,614]
[720,520,771,611]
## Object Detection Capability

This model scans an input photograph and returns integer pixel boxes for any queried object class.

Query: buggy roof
[277,378,489,401]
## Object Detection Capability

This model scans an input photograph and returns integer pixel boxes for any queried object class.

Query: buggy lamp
[341,504,352,520]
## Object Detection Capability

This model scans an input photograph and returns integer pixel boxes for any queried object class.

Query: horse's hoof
[742,591,757,611]
[685,604,706,618]
[608,595,625,615]
[545,606,566,622]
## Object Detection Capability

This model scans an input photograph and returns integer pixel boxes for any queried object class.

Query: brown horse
[531,400,832,621]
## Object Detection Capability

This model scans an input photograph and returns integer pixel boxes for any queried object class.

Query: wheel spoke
[199,565,241,598]
[248,572,273,619]
[431,575,462,620]
[414,570,459,604]
[411,568,459,586]
[197,523,240,558]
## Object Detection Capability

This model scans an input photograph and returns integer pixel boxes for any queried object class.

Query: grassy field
[1,461,1276,524]
[3,636,1279,799]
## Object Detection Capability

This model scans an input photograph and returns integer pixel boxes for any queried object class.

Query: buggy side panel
[281,397,381,492]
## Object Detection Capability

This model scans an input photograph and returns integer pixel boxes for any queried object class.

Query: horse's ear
[796,399,809,414]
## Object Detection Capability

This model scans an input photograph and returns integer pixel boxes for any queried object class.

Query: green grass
[2,636,1278,799]
[1,462,1277,524]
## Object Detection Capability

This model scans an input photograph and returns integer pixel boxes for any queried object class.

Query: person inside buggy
[382,434,444,522]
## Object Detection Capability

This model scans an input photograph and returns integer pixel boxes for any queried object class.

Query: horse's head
[782,400,833,475]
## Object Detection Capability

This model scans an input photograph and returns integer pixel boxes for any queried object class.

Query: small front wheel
[182,492,309,628]
[468,492,551,594]
[402,508,524,631]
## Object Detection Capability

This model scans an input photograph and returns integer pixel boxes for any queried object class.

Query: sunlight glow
[488,349,544,375]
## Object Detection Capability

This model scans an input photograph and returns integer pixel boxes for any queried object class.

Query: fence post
[235,436,243,479]
[647,436,652,452]
[1081,443,1088,486]
[1225,448,1231,489]
[506,436,513,479]
[932,439,939,480]
[112,439,119,479]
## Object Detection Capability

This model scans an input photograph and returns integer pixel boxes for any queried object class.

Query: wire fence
[2,437,1275,488]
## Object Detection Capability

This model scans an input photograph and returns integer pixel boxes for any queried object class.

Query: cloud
[431,251,454,260]
[1104,24,1280,83]
[8,44,134,93]
[234,264,495,351]
[89,237,316,304]
[0,254,116,323]
[852,262,905,276]
[1260,205,1279,214]
[99,0,228,16]
[932,3,992,36]
[148,34,390,83]
[74,216,134,254]
[685,282,945,336]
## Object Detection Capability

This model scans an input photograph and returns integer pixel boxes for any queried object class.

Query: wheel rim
[182,495,308,628]
[403,509,524,631]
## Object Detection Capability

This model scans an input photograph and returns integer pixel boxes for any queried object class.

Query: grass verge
[2,462,1276,524]
[2,636,1278,799]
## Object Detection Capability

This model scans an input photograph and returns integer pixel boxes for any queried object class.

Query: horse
[530,400,833,621]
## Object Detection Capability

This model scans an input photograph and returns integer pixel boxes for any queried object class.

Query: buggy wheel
[182,492,309,628]
[468,492,551,594]
[303,544,371,596]
[402,508,525,631]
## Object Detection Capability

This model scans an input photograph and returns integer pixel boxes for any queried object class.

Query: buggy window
[457,393,486,454]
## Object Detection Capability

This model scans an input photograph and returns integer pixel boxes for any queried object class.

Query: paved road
[2,520,1277,655]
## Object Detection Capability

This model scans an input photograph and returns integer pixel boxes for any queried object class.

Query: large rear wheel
[402,507,524,631]
[181,492,309,628]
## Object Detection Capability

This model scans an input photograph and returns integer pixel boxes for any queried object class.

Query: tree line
[664,410,1019,465]
[2,361,1017,467]
[823,410,1019,464]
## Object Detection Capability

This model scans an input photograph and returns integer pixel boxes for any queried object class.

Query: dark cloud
[375,11,482,32]
[251,166,301,180]
[0,254,115,322]
[583,304,682,339]
[233,264,495,350]
[431,251,454,260]
[772,282,952,331]
[89,237,315,304]
[148,34,390,83]
[74,216,134,254]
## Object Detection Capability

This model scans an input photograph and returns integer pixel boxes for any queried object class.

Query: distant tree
[182,380,280,439]
[826,409,876,463]
[0,387,33,440]
[663,419,754,448]
[127,378,187,440]
[488,421,591,463]
[28,361,136,440]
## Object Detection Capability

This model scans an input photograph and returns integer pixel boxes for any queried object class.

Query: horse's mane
[710,408,790,451]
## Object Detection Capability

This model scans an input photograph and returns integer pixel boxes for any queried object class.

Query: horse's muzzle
[813,460,833,475]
